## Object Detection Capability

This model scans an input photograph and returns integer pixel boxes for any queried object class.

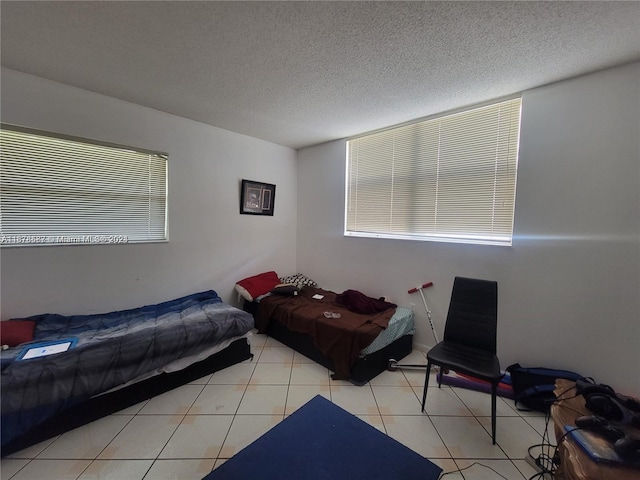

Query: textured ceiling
[1,1,639,149]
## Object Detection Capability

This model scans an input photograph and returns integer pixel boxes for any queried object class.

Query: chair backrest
[443,276,498,353]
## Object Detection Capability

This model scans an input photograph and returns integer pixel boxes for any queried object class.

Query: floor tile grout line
[509,458,530,480]
[407,368,531,462]
[426,410,457,463]
[7,337,539,478]
[367,381,389,435]
[445,380,512,459]
[282,356,293,416]
[5,457,33,480]
[214,354,260,454]
[140,459,160,480]
[33,409,139,463]
[88,413,139,467]
[214,342,291,460]
[149,382,209,465]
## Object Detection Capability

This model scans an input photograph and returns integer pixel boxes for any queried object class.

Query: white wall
[2,64,638,394]
[0,68,297,317]
[297,63,640,394]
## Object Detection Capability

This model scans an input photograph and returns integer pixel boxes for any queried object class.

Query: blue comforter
[1,290,254,448]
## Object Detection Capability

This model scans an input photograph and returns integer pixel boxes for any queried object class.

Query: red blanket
[256,288,394,380]
[336,289,396,314]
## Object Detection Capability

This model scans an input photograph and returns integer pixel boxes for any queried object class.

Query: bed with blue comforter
[1,290,254,454]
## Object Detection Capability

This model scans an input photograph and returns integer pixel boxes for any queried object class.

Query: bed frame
[245,302,412,385]
[1,337,252,457]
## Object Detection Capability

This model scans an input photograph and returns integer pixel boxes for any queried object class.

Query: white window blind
[0,124,168,246]
[346,98,521,246]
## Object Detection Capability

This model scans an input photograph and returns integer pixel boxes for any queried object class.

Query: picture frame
[240,179,276,216]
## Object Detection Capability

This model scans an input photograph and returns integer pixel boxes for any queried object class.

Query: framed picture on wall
[240,179,276,216]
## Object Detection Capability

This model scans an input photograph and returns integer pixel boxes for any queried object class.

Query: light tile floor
[1,333,552,479]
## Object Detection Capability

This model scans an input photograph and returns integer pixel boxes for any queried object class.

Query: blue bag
[506,363,583,413]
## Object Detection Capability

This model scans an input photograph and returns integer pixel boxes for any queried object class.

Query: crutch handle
[408,282,433,294]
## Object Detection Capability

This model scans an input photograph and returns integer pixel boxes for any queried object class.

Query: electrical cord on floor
[526,408,557,479]
[528,470,554,479]
[438,461,510,479]
[525,394,591,480]
[527,428,584,480]
[442,382,594,480]
[527,443,556,479]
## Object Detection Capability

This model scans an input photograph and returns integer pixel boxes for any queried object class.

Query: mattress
[359,306,414,356]
[255,288,416,380]
[251,294,414,355]
[253,294,414,357]
[99,331,254,395]
[1,291,255,447]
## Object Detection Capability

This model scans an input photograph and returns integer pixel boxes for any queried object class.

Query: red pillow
[236,271,280,301]
[1,320,36,347]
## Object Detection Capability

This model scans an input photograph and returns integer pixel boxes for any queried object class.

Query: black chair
[421,276,501,444]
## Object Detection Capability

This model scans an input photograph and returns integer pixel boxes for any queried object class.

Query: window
[345,98,521,246]
[0,124,168,246]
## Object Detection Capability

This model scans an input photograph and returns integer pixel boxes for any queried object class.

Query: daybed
[237,272,414,385]
[0,290,254,456]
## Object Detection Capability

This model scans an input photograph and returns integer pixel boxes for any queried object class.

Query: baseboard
[413,342,432,354]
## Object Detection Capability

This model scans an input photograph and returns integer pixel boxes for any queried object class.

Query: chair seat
[427,341,501,383]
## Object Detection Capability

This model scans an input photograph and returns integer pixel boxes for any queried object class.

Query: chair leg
[437,366,444,388]
[491,382,497,445]
[421,360,432,412]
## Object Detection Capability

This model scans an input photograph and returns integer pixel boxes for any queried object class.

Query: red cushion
[237,271,280,299]
[1,320,36,347]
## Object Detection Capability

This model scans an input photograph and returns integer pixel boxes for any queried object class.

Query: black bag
[507,363,583,413]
